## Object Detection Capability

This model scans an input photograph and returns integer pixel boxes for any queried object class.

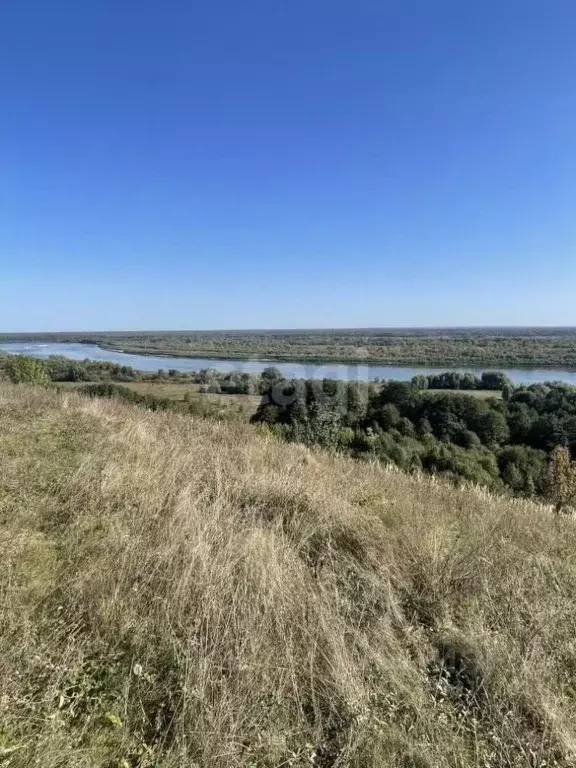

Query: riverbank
[3,341,576,385]
[100,341,576,369]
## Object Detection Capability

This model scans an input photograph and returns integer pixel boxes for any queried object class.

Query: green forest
[252,371,576,501]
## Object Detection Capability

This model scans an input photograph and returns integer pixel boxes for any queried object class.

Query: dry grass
[1,383,576,767]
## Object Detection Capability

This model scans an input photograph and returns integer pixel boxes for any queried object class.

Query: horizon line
[1,325,576,335]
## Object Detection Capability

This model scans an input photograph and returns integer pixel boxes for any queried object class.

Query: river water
[2,342,576,386]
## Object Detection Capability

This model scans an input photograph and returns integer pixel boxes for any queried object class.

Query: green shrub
[5,355,49,385]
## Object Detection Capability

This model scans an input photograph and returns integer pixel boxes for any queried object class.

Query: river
[1,341,576,386]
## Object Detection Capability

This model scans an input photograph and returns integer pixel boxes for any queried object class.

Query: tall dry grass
[1,382,576,767]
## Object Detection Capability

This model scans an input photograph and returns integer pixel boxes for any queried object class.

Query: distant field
[116,381,202,400]
[55,380,261,419]
[115,381,261,417]
[54,380,198,400]
[3,327,576,367]
[425,388,503,399]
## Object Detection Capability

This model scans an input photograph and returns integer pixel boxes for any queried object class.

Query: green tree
[260,366,284,385]
[411,375,429,390]
[295,403,342,449]
[481,372,513,391]
[5,356,49,385]
[342,382,369,427]
[473,410,510,446]
[397,416,416,437]
[377,381,414,406]
[338,426,355,447]
[378,403,401,430]
[497,445,547,497]
[454,429,482,449]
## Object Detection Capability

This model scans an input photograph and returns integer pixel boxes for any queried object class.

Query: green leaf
[104,711,123,728]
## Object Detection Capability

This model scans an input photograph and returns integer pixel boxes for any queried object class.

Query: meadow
[425,388,502,399]
[55,380,262,420]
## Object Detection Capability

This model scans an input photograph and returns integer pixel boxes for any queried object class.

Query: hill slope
[1,383,576,767]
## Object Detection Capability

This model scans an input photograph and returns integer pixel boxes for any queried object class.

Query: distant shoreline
[96,344,576,370]
[2,328,576,370]
[4,339,576,372]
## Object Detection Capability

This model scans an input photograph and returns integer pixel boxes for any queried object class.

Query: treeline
[0,354,284,393]
[194,366,283,395]
[0,353,514,396]
[0,355,147,383]
[410,371,512,392]
[251,377,576,499]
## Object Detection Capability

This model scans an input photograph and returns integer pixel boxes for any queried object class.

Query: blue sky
[1,0,575,331]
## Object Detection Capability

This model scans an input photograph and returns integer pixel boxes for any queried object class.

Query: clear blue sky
[1,1,575,331]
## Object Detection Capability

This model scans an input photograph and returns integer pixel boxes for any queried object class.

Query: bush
[5,355,49,385]
[81,383,142,404]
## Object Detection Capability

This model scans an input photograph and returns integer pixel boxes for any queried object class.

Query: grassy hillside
[1,383,576,767]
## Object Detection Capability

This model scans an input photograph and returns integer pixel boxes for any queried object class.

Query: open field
[53,380,202,400]
[1,382,576,766]
[108,381,203,400]
[54,380,262,419]
[3,327,576,367]
[425,388,503,399]
[123,382,261,419]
